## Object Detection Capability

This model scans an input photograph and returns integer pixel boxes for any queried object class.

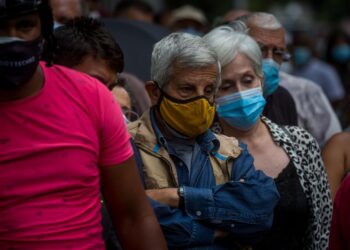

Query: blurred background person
[50,0,83,27]
[168,5,207,36]
[111,85,132,114]
[85,0,112,18]
[102,1,169,82]
[291,31,346,107]
[222,9,250,24]
[204,24,332,250]
[325,29,350,128]
[113,0,155,23]
[53,16,123,87]
[53,17,150,119]
[325,29,350,92]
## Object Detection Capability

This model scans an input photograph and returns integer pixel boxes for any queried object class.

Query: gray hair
[237,12,282,30]
[151,32,221,90]
[203,23,263,79]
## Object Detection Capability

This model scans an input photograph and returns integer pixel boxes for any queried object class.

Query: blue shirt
[133,109,280,249]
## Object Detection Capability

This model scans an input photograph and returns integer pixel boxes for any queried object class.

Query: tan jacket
[128,110,242,189]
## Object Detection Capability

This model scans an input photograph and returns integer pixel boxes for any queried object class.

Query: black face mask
[0,36,43,90]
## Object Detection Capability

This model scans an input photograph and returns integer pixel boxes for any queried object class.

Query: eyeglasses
[122,108,139,122]
[259,45,291,63]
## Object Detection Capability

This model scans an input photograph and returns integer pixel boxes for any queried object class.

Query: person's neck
[154,108,196,144]
[0,66,43,102]
[221,119,265,145]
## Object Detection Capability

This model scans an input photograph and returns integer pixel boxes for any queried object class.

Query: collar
[261,116,295,149]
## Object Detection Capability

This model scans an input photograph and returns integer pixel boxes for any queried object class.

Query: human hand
[146,188,179,207]
[214,230,228,239]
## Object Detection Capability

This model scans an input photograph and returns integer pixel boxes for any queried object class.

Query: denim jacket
[128,109,279,249]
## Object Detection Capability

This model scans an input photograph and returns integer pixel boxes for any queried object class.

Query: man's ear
[145,81,161,106]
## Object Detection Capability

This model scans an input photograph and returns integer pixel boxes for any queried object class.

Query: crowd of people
[1,0,350,249]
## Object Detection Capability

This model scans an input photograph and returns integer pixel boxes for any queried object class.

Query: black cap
[0,0,43,19]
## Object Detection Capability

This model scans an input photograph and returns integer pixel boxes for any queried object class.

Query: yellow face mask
[159,93,216,138]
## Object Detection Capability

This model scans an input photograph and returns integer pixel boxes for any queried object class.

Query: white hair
[203,24,263,79]
[239,12,282,30]
[151,32,221,90]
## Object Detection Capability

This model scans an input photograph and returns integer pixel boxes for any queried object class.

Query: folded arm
[183,143,279,236]
[147,144,279,245]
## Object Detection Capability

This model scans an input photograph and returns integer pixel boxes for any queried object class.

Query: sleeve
[182,143,280,240]
[149,199,215,248]
[96,84,133,166]
[302,83,341,146]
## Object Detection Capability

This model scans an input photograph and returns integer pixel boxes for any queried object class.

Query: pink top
[329,174,350,250]
[0,63,133,249]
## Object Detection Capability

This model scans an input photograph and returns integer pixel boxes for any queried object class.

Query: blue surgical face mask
[216,87,266,130]
[179,27,204,37]
[293,46,311,66]
[262,58,280,96]
[332,44,350,64]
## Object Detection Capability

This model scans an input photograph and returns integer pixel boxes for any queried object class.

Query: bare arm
[322,133,347,200]
[100,156,167,250]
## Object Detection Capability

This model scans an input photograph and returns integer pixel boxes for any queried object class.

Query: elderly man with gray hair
[237,12,341,147]
[128,32,279,249]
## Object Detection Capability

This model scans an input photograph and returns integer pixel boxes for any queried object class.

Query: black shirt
[263,86,298,126]
[253,161,309,250]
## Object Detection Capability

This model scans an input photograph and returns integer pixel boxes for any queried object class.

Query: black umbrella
[102,18,170,82]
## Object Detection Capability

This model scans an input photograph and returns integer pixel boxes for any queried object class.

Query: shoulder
[127,119,142,138]
[267,85,295,104]
[283,125,317,145]
[323,132,350,151]
[41,63,117,120]
[280,71,322,91]
[274,85,290,96]
[41,62,108,95]
[263,117,318,149]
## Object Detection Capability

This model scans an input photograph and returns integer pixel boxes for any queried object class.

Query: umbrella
[102,18,170,82]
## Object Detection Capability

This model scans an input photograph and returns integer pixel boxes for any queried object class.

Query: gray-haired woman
[204,25,332,250]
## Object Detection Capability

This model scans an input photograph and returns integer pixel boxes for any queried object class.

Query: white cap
[170,5,207,26]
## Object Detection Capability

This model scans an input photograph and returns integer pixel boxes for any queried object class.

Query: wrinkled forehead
[248,25,286,49]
